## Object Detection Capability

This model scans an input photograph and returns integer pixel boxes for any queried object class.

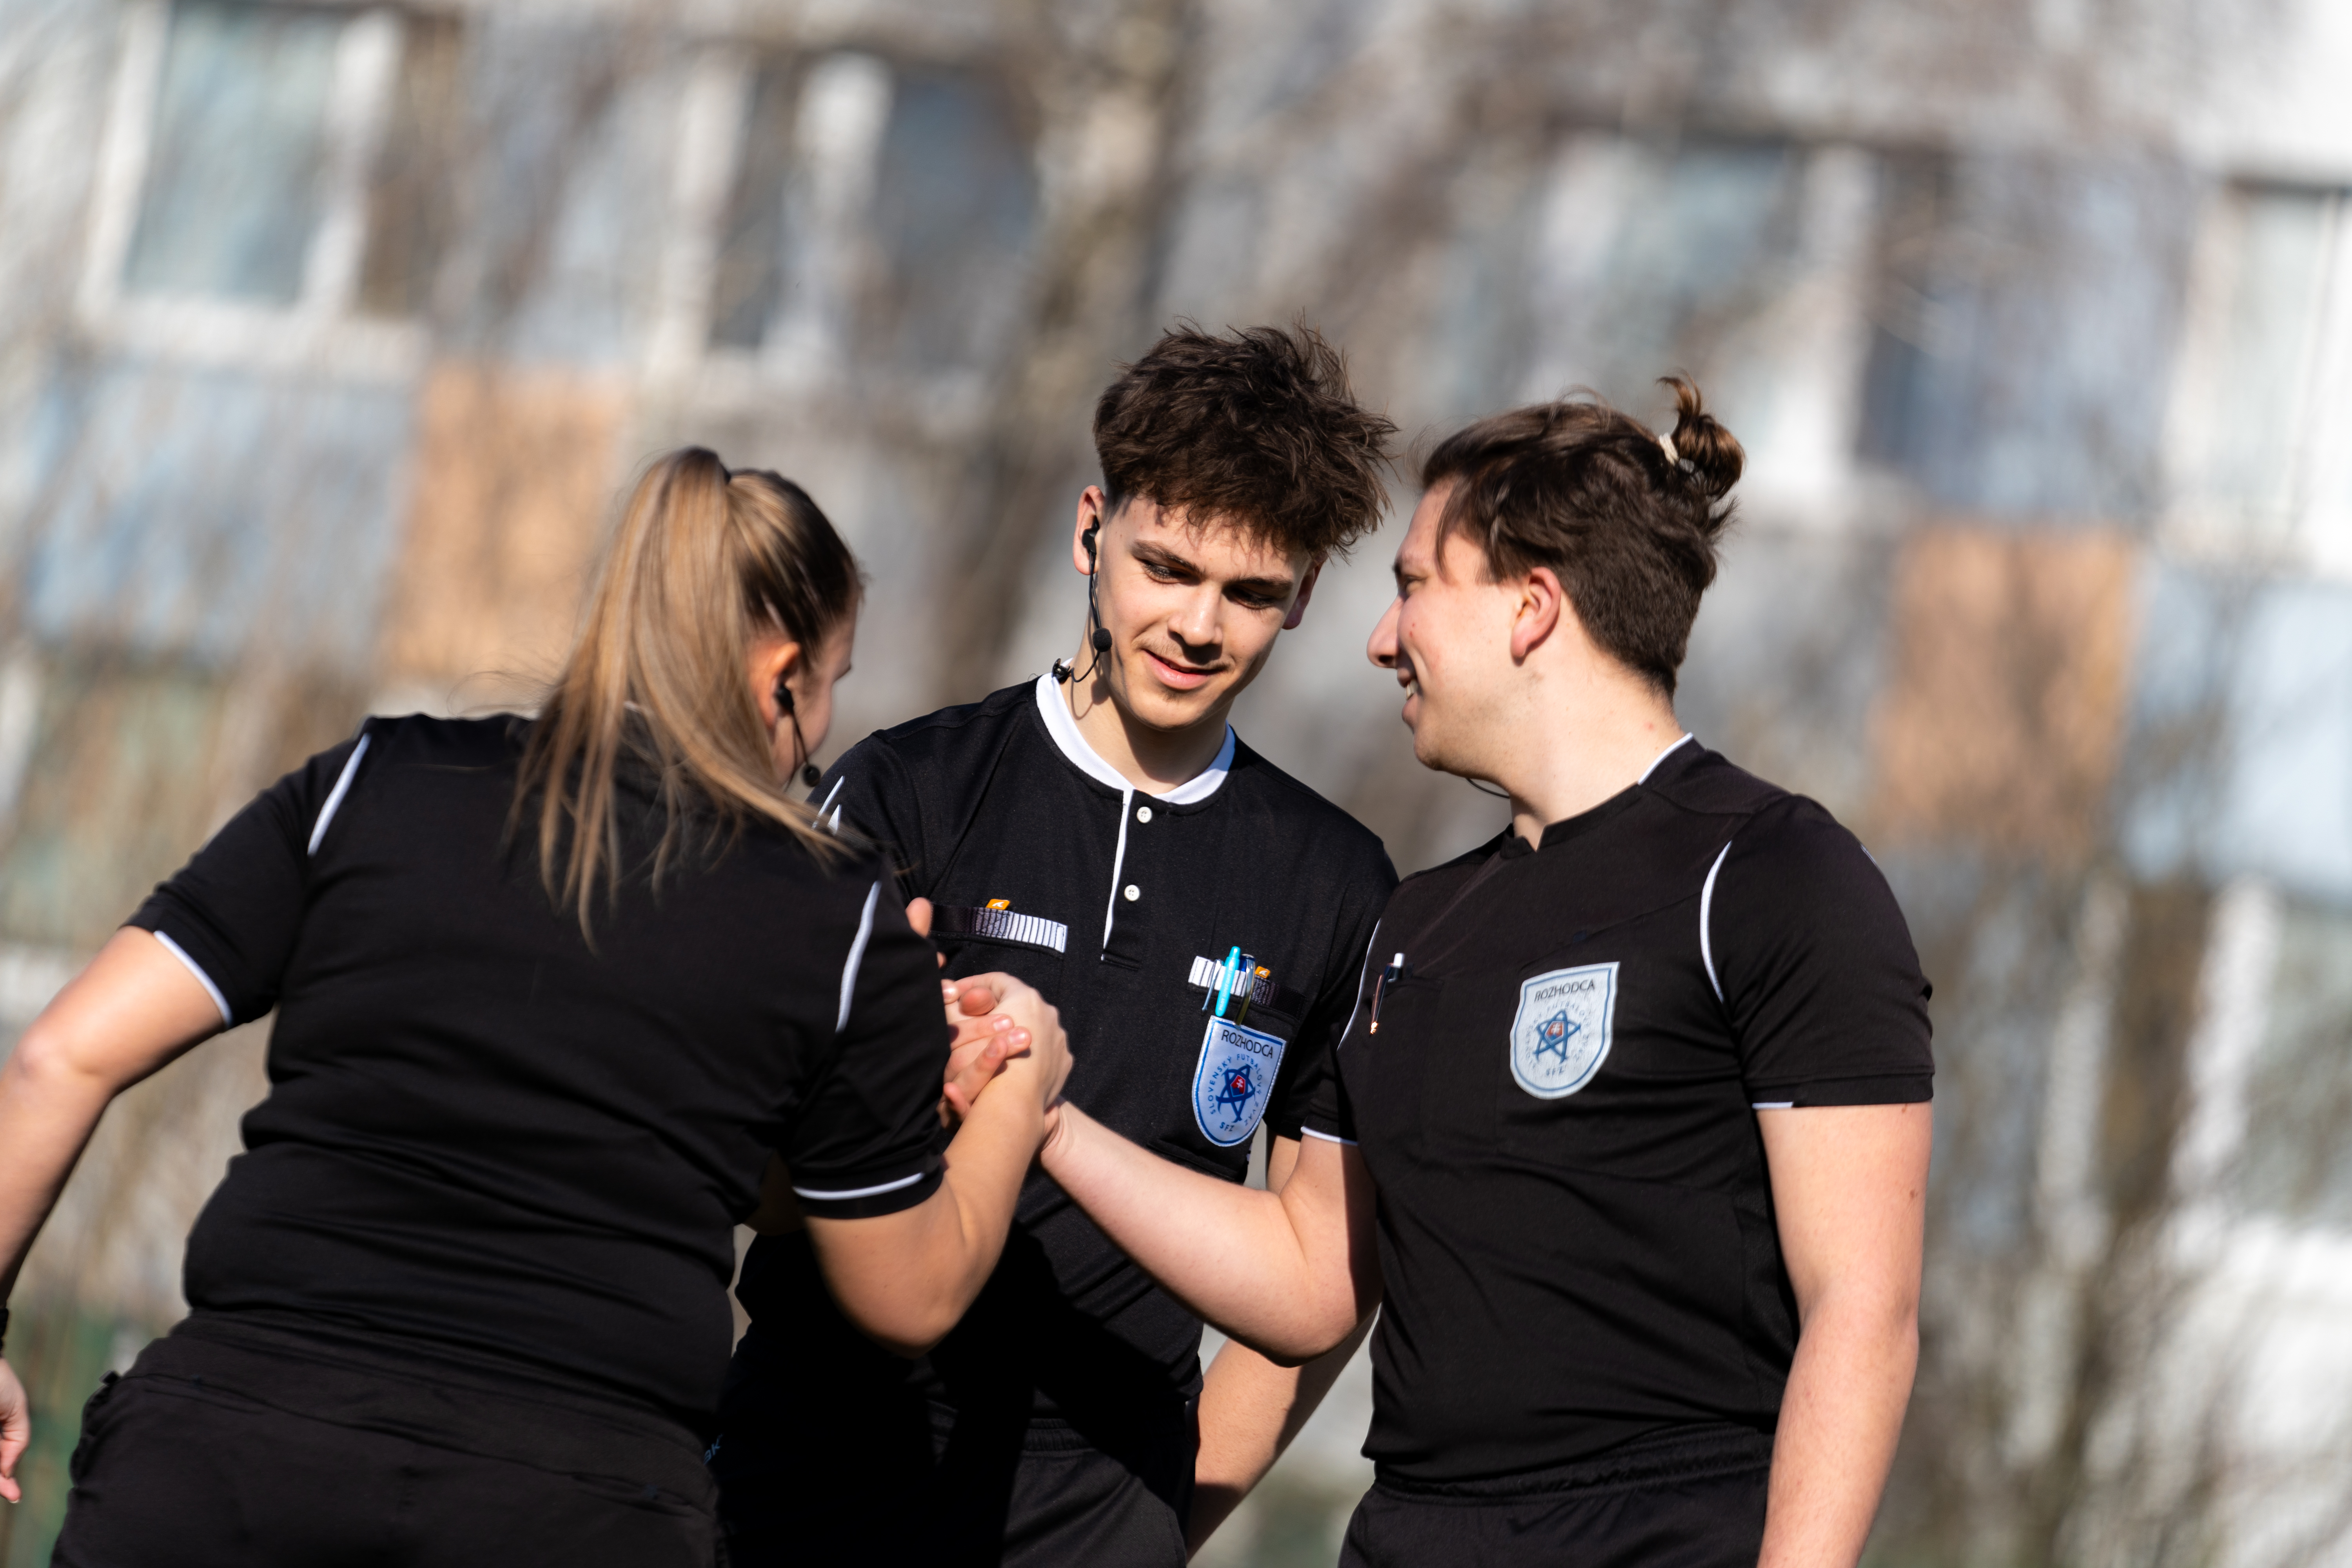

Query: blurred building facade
[0,1,2349,1564]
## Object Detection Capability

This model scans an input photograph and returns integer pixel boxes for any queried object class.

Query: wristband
[0,1305,10,1358]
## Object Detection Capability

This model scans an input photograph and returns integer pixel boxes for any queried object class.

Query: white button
[1123,884,1140,902]
[1135,806,1153,824]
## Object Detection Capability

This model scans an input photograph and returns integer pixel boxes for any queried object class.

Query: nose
[1368,595,1402,670]
[1171,583,1221,655]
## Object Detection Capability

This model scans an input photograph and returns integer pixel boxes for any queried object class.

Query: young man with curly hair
[712,325,1401,1566]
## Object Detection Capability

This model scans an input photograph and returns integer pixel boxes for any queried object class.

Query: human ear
[751,638,804,727]
[1071,487,1109,576]
[1283,557,1326,631]
[1509,567,1564,664]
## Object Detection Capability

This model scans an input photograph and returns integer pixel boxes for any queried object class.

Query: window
[2232,895,2352,1230]
[1497,135,1872,510]
[121,3,346,305]
[82,1,463,365]
[704,49,1039,391]
[2165,184,2352,570]
[1857,153,2197,522]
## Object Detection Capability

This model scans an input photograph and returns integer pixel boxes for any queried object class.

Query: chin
[1126,675,1218,729]
[1407,719,1470,779]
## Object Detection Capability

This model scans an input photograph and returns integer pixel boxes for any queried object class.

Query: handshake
[748,897,1072,1238]
[935,970,1070,1131]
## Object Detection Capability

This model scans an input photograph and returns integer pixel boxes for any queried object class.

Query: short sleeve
[125,728,372,1026]
[1301,919,1385,1145]
[811,739,933,900]
[1709,799,1934,1108]
[1270,855,1396,1142]
[780,877,952,1219]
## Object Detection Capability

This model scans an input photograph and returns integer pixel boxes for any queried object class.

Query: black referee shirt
[1306,737,1933,1485]
[127,714,951,1433]
[737,676,1395,1428]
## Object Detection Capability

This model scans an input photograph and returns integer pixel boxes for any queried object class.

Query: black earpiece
[1056,513,1111,685]
[772,677,820,788]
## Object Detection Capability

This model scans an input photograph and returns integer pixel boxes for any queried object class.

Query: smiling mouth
[1143,648,1219,689]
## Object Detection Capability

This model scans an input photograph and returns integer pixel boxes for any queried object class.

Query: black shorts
[52,1316,718,1568]
[1339,1431,1772,1568]
[710,1338,1194,1567]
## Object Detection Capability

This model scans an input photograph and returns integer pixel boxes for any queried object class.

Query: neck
[1492,675,1684,846]
[1063,647,1233,793]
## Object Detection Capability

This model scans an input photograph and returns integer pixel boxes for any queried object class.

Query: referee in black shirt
[0,450,1067,1563]
[713,325,1400,1565]
[1043,381,1935,1568]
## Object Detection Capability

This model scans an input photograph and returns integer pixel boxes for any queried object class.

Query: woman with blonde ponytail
[0,448,1068,1567]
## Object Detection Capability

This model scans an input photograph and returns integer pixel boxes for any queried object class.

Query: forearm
[1043,1105,1357,1360]
[1,929,226,1297]
[1189,1312,1377,1553]
[0,1030,121,1299]
[1757,1296,1918,1568]
[926,1082,1045,1312]
[807,1079,1041,1355]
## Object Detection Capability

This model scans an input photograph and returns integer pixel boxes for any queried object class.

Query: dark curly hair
[1093,323,1397,557]
[1421,377,1744,697]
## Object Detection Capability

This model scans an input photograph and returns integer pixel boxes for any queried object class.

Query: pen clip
[1369,953,1405,1034]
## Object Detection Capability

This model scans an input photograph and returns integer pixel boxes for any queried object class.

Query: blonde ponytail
[515,447,862,935]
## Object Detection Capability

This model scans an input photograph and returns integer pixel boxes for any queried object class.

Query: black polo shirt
[736,675,1395,1430]
[125,714,950,1434]
[1305,737,1933,1485]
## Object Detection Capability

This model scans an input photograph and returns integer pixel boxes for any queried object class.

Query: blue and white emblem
[1192,1016,1287,1147]
[1509,962,1618,1099]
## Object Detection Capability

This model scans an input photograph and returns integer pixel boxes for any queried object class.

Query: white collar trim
[1031,673,1236,804]
[1637,732,1695,785]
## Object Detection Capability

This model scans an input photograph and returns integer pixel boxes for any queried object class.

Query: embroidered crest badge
[1509,962,1619,1099]
[1192,1015,1287,1147]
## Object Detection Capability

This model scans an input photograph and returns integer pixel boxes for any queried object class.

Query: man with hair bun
[1042,380,1935,1567]
[713,324,1400,1565]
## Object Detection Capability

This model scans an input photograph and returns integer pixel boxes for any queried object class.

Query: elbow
[1236,1296,1363,1367]
[6,1020,94,1098]
[855,1299,962,1360]
[1797,1281,1921,1366]
[839,1274,976,1359]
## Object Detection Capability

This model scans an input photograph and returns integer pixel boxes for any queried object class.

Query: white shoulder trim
[1699,840,1731,1002]
[1299,1126,1358,1147]
[1637,732,1694,785]
[1031,673,1234,804]
[151,930,232,1027]
[307,732,371,855]
[791,1169,929,1201]
[836,880,882,1033]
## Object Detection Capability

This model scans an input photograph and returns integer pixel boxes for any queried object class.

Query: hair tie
[1658,432,1679,466]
